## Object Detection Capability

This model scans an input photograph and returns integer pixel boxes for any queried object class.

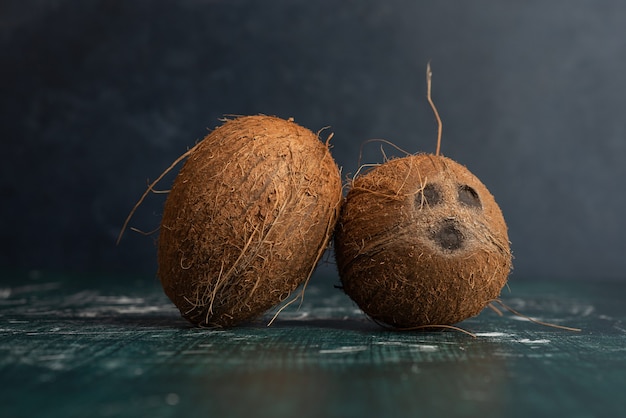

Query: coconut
[334,154,512,328]
[158,115,342,327]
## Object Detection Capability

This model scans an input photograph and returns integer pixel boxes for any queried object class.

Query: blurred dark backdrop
[2,0,625,281]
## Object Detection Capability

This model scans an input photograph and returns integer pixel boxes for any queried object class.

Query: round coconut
[158,115,342,327]
[334,154,512,328]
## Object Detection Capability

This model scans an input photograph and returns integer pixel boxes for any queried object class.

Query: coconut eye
[416,183,442,207]
[458,185,481,209]
[432,219,465,251]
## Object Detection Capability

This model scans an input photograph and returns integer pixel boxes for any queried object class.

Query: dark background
[2,0,625,282]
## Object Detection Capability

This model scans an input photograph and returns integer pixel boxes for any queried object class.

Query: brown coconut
[334,154,512,328]
[158,115,342,327]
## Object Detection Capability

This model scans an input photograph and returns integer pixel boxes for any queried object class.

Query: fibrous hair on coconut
[334,65,512,329]
[157,115,343,327]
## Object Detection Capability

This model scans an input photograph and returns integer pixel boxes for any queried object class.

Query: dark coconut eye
[432,219,465,251]
[416,183,442,207]
[458,185,481,209]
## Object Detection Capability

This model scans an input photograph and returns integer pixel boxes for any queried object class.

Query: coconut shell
[158,115,342,327]
[335,154,512,328]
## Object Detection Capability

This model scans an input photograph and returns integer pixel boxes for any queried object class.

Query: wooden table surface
[1,270,625,418]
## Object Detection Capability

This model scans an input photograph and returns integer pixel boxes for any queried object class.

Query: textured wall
[2,0,625,280]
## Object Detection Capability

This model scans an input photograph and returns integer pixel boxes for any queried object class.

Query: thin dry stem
[426,62,443,156]
[350,160,427,203]
[267,294,300,326]
[351,163,382,184]
[116,142,201,244]
[490,299,582,332]
[380,145,389,162]
[129,226,160,237]
[487,302,504,316]
[356,138,412,173]
[374,317,477,337]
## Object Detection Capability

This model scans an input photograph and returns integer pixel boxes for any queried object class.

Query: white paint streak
[165,393,180,406]
[511,316,541,322]
[9,282,61,295]
[613,325,626,334]
[408,344,438,352]
[577,305,595,316]
[319,346,368,354]
[373,341,438,351]
[76,303,174,317]
[94,296,145,305]
[114,306,164,314]
[283,311,309,320]
[517,338,551,344]
[475,332,513,338]
[373,341,403,346]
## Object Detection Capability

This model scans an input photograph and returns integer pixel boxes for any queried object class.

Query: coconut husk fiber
[158,115,342,327]
[334,154,512,328]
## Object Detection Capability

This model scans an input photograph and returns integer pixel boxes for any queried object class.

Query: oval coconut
[158,115,342,327]
[335,154,512,328]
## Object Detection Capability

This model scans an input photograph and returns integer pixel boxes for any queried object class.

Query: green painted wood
[1,271,625,418]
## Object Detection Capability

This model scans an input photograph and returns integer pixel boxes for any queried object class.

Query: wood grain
[1,271,625,418]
